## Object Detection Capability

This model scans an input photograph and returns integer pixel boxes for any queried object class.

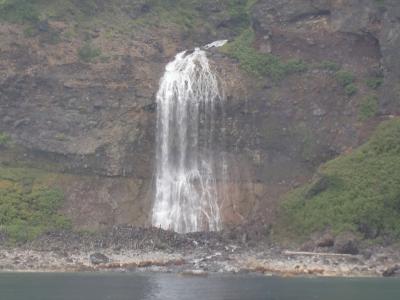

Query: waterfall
[152,40,227,233]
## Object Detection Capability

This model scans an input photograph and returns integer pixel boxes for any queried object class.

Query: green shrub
[336,70,355,87]
[0,0,40,23]
[0,167,71,244]
[226,0,254,32]
[335,70,357,96]
[344,83,358,96]
[78,43,101,63]
[0,132,11,146]
[366,77,384,90]
[222,28,307,81]
[359,95,379,120]
[279,118,400,242]
[75,0,98,16]
[317,60,340,71]
[284,59,308,74]
[54,133,66,141]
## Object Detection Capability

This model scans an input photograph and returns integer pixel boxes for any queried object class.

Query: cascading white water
[152,40,227,233]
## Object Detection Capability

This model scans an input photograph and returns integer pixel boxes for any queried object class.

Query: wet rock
[142,102,157,112]
[89,253,109,265]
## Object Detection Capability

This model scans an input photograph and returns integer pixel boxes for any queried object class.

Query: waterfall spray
[152,41,227,233]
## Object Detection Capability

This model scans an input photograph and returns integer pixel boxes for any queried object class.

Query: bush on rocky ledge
[278,118,400,243]
[0,132,11,146]
[222,28,308,81]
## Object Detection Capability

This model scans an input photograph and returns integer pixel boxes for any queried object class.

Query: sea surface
[0,272,399,300]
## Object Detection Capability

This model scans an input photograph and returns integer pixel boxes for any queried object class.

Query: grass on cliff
[222,28,307,81]
[0,0,40,23]
[0,166,70,244]
[78,42,101,63]
[278,118,400,242]
[359,95,379,121]
[0,0,255,34]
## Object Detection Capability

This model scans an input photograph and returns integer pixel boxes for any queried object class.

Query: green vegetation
[54,133,66,141]
[0,0,40,23]
[290,122,320,163]
[222,29,308,81]
[78,42,101,63]
[374,0,385,7]
[359,95,379,120]
[344,83,358,96]
[0,167,70,243]
[226,0,257,32]
[220,0,308,81]
[366,76,384,90]
[0,132,11,146]
[279,118,400,242]
[315,60,340,72]
[132,0,257,35]
[335,70,358,96]
[336,70,355,87]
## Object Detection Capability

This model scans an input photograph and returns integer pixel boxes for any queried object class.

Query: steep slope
[279,117,400,242]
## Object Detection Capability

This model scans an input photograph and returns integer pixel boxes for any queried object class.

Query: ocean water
[0,272,398,300]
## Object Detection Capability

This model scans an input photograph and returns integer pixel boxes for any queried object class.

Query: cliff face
[0,0,399,231]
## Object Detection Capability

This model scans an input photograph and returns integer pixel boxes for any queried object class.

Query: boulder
[383,265,400,277]
[334,233,359,255]
[89,253,109,265]
[316,233,334,248]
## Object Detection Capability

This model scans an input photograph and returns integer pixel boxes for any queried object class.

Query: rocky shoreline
[0,227,399,278]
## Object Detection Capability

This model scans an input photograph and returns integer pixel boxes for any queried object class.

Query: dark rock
[300,240,315,252]
[383,265,400,277]
[89,253,109,265]
[334,233,359,255]
[37,20,49,32]
[142,102,157,112]
[13,118,30,128]
[361,249,373,260]
[358,223,380,239]
[140,4,151,13]
[316,233,334,248]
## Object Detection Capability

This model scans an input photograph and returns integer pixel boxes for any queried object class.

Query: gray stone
[89,253,109,265]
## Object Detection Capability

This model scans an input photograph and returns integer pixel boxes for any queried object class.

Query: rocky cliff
[0,0,399,236]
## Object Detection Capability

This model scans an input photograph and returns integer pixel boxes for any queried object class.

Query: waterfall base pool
[0,272,398,300]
